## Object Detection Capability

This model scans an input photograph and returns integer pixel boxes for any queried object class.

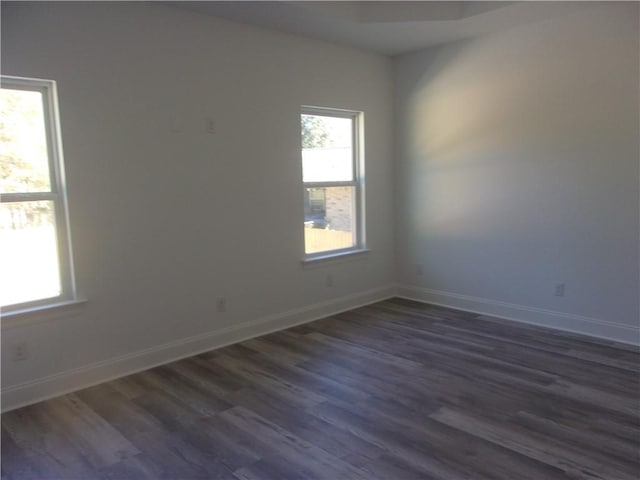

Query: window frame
[301,105,366,261]
[1,75,77,313]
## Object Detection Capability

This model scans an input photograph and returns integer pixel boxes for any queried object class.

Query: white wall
[0,2,395,409]
[394,4,639,343]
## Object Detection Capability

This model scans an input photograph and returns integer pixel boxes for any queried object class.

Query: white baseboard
[4,283,636,412]
[1,285,396,413]
[396,284,639,346]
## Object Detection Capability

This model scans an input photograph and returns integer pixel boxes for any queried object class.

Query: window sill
[1,298,88,330]
[302,248,370,268]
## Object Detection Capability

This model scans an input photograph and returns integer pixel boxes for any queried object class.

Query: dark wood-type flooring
[2,298,639,479]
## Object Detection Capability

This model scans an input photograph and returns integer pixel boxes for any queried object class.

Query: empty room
[1,1,638,479]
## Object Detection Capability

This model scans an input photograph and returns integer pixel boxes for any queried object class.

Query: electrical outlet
[554,283,565,297]
[216,297,226,312]
[415,264,424,276]
[325,274,333,287]
[206,117,216,134]
[11,341,28,362]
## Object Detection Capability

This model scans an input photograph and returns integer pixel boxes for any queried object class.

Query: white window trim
[1,75,78,314]
[301,106,367,262]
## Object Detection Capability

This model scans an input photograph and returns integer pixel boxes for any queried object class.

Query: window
[301,106,364,258]
[1,76,76,311]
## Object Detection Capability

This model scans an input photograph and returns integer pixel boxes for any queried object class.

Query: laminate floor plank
[187,417,262,472]
[166,357,247,398]
[343,396,567,480]
[232,456,311,480]
[2,299,639,479]
[225,387,384,464]
[209,353,327,409]
[512,410,639,467]
[227,343,371,406]
[430,406,637,480]
[74,384,166,439]
[220,406,370,480]
[306,400,487,480]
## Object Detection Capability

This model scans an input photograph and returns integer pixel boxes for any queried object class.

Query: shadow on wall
[404,5,637,238]
[397,4,639,321]
[410,9,632,161]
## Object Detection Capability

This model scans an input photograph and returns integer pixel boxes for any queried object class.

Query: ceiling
[170,1,589,56]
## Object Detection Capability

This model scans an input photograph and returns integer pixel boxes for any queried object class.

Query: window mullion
[303,181,356,189]
[0,192,58,203]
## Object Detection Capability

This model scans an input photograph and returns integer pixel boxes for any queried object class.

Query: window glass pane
[301,114,353,182]
[0,201,61,306]
[0,88,51,193]
[304,186,355,254]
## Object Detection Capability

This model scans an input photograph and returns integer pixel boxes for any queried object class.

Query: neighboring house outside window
[0,76,76,312]
[301,106,365,259]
